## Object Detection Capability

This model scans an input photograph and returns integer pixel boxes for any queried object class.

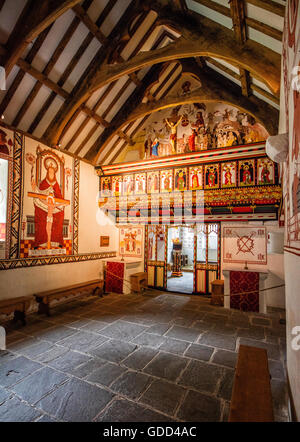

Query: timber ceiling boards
[0,0,283,165]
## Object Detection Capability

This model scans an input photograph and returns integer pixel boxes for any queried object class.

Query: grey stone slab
[122,347,158,370]
[177,390,221,422]
[36,377,114,422]
[7,336,38,353]
[35,326,77,343]
[12,367,68,404]
[165,326,201,343]
[132,332,166,349]
[67,318,95,329]
[86,363,127,387]
[139,379,186,416]
[212,324,238,336]
[0,350,18,363]
[36,414,58,422]
[212,350,238,368]
[90,340,137,363]
[184,344,214,362]
[0,387,12,405]
[111,371,152,399]
[268,360,285,380]
[57,330,107,353]
[238,338,281,360]
[17,340,56,359]
[237,327,265,340]
[146,323,171,335]
[217,368,234,401]
[0,396,42,422]
[0,356,42,388]
[178,360,223,394]
[198,332,237,351]
[251,317,271,326]
[271,379,289,418]
[69,358,106,379]
[144,352,188,382]
[34,345,69,363]
[95,398,173,422]
[99,320,147,341]
[159,338,190,356]
[47,350,91,372]
[80,320,109,333]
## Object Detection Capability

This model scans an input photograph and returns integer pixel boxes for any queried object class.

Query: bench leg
[93,286,103,297]
[13,310,26,326]
[37,300,50,317]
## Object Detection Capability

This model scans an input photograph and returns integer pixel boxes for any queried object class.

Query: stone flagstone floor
[0,291,289,422]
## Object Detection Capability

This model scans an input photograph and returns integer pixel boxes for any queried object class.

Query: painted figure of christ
[31,158,65,249]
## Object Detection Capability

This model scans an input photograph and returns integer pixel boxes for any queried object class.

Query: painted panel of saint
[122,175,134,196]
[189,166,203,190]
[221,162,236,188]
[160,170,173,193]
[0,128,13,156]
[239,159,255,186]
[147,171,159,194]
[257,158,274,185]
[204,164,219,189]
[112,176,122,196]
[135,173,146,194]
[100,177,112,196]
[174,168,187,191]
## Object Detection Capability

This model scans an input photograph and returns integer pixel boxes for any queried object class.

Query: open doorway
[167,225,194,294]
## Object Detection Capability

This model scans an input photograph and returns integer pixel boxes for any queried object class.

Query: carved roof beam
[42,11,281,147]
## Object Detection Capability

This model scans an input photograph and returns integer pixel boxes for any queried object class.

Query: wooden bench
[130,272,147,294]
[229,344,274,422]
[33,279,103,317]
[0,296,34,326]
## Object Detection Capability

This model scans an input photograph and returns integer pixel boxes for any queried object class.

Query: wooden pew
[229,344,274,422]
[130,272,147,294]
[34,279,103,317]
[0,296,34,326]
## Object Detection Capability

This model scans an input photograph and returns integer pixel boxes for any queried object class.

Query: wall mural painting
[0,128,13,258]
[112,176,122,196]
[119,225,143,258]
[239,159,255,186]
[160,170,173,193]
[223,226,267,265]
[140,102,269,161]
[257,158,274,185]
[204,164,219,189]
[174,168,188,192]
[123,175,134,196]
[147,171,160,194]
[189,166,203,190]
[100,176,112,196]
[23,142,74,258]
[135,173,146,194]
[282,0,300,251]
[221,162,237,188]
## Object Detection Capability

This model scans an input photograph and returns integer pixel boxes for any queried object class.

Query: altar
[103,258,143,294]
[222,269,268,313]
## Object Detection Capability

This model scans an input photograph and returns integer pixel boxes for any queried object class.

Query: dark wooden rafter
[0,0,5,12]
[191,0,283,41]
[0,25,53,117]
[2,0,83,76]
[28,0,139,137]
[42,10,281,147]
[206,57,279,105]
[85,63,164,162]
[67,10,164,155]
[229,0,251,98]
[103,68,183,165]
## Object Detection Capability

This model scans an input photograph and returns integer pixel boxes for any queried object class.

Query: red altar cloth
[230,271,259,312]
[105,261,125,294]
